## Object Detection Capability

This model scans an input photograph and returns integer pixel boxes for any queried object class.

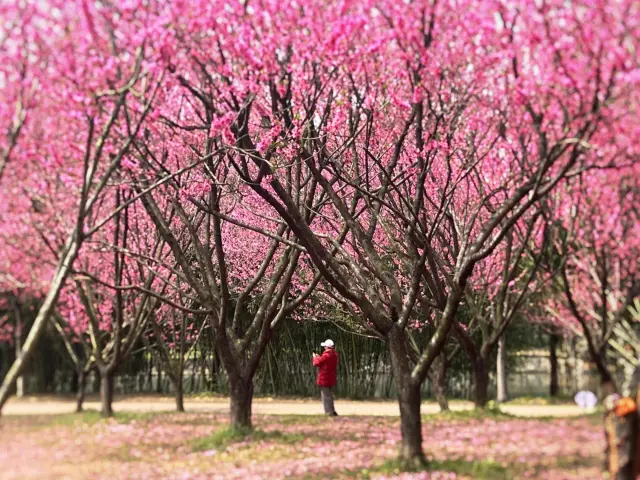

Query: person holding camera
[312,339,339,416]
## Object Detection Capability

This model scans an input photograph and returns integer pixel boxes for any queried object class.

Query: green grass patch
[50,411,105,426]
[275,414,327,426]
[504,395,574,406]
[110,411,161,424]
[342,446,602,479]
[428,459,509,479]
[425,403,600,423]
[47,410,160,427]
[190,426,306,452]
[423,406,515,423]
[0,410,160,429]
[348,457,509,479]
[0,413,94,430]
[3,411,107,429]
[351,453,602,480]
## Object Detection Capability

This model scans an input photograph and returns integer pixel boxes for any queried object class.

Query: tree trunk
[71,371,79,393]
[388,326,426,465]
[0,345,6,387]
[0,238,79,414]
[92,367,100,392]
[177,314,186,410]
[453,322,490,409]
[190,348,197,392]
[201,351,209,390]
[549,333,559,397]
[167,371,185,413]
[14,312,24,398]
[472,358,489,409]
[229,376,253,430]
[156,365,163,394]
[76,369,87,413]
[175,380,185,412]
[429,353,449,412]
[211,350,220,391]
[100,370,115,417]
[146,356,153,391]
[496,335,508,403]
[397,379,424,464]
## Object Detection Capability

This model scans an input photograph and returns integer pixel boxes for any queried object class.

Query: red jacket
[313,349,339,387]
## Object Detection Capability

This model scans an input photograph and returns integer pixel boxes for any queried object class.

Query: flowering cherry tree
[129,131,319,427]
[0,0,163,413]
[0,0,637,470]
[52,306,94,413]
[156,0,640,463]
[143,303,205,413]
[546,166,639,392]
[140,272,211,413]
[69,196,172,417]
[0,2,38,184]
[454,212,553,407]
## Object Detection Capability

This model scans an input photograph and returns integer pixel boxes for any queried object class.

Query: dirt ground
[0,408,603,479]
[1,394,586,417]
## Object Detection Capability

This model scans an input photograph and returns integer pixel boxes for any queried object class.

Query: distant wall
[41,348,594,400]
[507,349,603,397]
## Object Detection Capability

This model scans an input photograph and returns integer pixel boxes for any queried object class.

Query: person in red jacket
[312,339,339,416]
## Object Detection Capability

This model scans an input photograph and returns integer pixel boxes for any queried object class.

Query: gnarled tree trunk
[229,375,253,430]
[100,370,115,417]
[472,358,489,409]
[175,381,185,412]
[389,326,426,465]
[453,322,490,409]
[398,380,423,463]
[168,372,185,413]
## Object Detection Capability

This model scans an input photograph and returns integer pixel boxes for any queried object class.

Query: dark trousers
[321,387,336,414]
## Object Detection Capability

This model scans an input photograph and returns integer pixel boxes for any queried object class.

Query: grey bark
[550,333,560,397]
[229,376,253,430]
[100,369,115,417]
[428,352,449,411]
[496,335,509,403]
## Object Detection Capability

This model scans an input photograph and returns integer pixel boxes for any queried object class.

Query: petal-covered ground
[0,411,604,479]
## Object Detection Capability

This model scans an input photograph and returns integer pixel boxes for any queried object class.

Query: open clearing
[0,408,603,479]
[2,395,585,418]
[1,396,603,479]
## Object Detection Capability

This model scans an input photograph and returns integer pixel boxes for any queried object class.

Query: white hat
[321,339,335,348]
